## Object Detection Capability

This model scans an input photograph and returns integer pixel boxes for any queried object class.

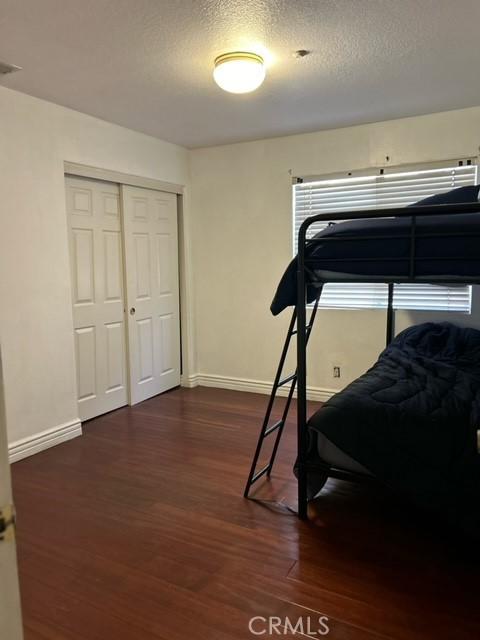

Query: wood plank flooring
[11,387,480,640]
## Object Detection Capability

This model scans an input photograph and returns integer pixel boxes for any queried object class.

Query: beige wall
[0,86,190,447]
[189,107,480,396]
[2,85,480,451]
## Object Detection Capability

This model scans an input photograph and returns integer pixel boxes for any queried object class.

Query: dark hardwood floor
[11,387,480,640]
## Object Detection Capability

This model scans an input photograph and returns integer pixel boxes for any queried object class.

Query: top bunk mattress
[271,185,480,316]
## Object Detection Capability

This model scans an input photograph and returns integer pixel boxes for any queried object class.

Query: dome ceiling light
[213,52,266,94]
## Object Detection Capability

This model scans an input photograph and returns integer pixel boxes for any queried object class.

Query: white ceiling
[1,0,480,148]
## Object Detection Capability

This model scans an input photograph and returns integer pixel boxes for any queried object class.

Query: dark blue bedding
[307,322,480,536]
[271,185,480,315]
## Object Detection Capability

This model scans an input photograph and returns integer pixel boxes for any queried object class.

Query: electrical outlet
[333,366,341,378]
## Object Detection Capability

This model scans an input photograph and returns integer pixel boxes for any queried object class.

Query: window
[293,161,477,312]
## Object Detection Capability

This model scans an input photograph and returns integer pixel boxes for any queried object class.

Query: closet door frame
[64,162,184,196]
[64,162,186,416]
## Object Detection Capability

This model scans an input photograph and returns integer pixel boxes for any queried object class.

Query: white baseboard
[182,373,337,402]
[180,373,199,388]
[9,419,83,463]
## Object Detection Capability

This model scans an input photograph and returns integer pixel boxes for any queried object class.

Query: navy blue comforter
[308,322,480,535]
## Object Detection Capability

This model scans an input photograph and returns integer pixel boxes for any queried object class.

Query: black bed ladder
[243,295,321,498]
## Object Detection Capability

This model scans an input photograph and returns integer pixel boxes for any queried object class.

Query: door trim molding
[64,161,184,195]
[8,419,82,463]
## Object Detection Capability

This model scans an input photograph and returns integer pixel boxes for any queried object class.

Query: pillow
[410,184,480,207]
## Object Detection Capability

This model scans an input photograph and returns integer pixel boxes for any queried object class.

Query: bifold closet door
[121,186,180,404]
[66,176,128,421]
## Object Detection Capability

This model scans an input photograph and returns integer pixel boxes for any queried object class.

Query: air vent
[0,61,22,76]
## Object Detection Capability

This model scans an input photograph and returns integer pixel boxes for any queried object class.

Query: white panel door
[0,349,24,640]
[66,177,128,421]
[121,186,180,404]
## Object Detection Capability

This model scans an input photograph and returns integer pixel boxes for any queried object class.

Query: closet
[65,176,180,421]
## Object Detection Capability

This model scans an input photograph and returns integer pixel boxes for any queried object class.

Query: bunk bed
[245,185,480,535]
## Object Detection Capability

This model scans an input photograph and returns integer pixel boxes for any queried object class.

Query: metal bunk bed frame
[244,200,480,517]
[295,201,480,519]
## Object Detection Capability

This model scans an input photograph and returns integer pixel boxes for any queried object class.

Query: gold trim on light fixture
[214,51,264,67]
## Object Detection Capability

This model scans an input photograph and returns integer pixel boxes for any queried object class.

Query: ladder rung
[290,324,314,336]
[251,464,270,484]
[264,419,283,437]
[278,373,296,387]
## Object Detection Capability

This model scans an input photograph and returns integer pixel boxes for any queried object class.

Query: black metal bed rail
[305,230,480,242]
[296,200,480,519]
[305,255,480,263]
[301,201,480,225]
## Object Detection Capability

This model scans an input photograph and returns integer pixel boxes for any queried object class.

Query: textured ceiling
[1,0,480,148]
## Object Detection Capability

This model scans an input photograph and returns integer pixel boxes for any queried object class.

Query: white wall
[0,86,190,451]
[3,86,480,454]
[189,107,480,397]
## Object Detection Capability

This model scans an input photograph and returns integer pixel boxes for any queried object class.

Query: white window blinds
[293,162,477,312]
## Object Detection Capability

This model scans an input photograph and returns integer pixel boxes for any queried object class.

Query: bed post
[297,222,308,520]
[386,282,394,346]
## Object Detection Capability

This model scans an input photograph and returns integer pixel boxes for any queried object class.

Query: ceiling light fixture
[213,52,265,94]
